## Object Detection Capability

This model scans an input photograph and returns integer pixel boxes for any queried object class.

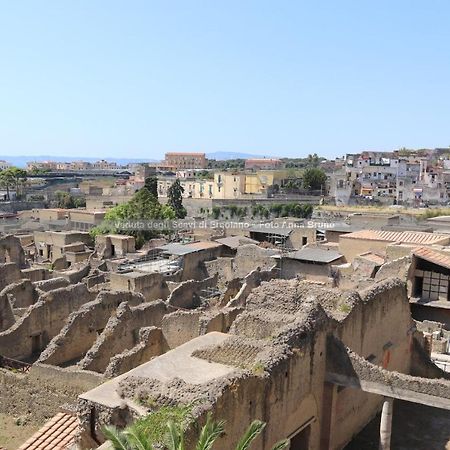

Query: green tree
[302,167,327,191]
[168,179,187,219]
[0,167,27,200]
[91,187,176,248]
[307,153,321,168]
[211,207,221,219]
[144,176,158,198]
[104,415,289,450]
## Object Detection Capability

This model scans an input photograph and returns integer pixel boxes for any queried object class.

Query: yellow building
[213,172,246,199]
[244,170,289,195]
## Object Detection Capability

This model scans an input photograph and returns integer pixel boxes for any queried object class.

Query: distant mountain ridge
[206,151,274,160]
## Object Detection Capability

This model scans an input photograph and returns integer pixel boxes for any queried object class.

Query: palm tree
[103,415,289,450]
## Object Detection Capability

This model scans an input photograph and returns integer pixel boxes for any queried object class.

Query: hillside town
[1,150,450,449]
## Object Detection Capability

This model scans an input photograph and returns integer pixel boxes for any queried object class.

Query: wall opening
[290,424,311,450]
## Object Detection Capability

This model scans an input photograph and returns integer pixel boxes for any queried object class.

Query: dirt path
[0,413,39,450]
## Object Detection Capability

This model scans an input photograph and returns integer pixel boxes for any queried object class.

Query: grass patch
[132,404,193,445]
[339,303,351,314]
[251,362,266,376]
[418,208,450,220]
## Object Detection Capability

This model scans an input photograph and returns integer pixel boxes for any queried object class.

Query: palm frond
[234,420,266,450]
[165,420,185,450]
[124,426,155,450]
[195,413,225,450]
[270,439,290,450]
[102,425,131,450]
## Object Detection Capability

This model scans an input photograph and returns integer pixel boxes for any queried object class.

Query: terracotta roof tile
[413,246,450,270]
[18,413,79,450]
[341,229,449,245]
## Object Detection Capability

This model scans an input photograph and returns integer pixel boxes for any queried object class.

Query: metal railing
[0,355,31,373]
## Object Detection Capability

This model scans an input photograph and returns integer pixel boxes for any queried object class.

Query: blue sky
[1,0,450,160]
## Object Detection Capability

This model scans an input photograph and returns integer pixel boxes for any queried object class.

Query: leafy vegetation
[207,159,245,170]
[302,167,327,191]
[167,179,187,219]
[144,176,158,198]
[103,410,289,450]
[90,186,175,248]
[0,167,28,200]
[54,191,86,209]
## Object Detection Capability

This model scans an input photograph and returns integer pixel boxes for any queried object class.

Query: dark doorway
[31,334,42,354]
[290,425,311,450]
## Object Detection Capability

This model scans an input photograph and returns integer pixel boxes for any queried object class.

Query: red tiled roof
[413,246,450,270]
[341,229,449,245]
[18,413,78,450]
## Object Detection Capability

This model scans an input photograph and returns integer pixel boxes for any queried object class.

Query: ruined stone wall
[232,245,278,279]
[53,263,91,284]
[0,363,102,428]
[21,267,51,282]
[104,327,164,377]
[0,234,27,268]
[167,274,218,309]
[181,247,222,280]
[374,256,411,283]
[204,257,234,284]
[38,291,145,366]
[0,283,96,360]
[110,272,171,301]
[330,278,413,449]
[0,294,14,331]
[161,310,203,349]
[79,300,167,373]
[226,266,278,308]
[282,259,333,281]
[339,236,388,262]
[0,262,22,291]
[34,277,70,293]
[1,278,38,308]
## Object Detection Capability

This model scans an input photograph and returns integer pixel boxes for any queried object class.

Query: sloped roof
[158,241,222,256]
[18,413,78,450]
[341,229,449,245]
[215,236,258,249]
[413,246,450,270]
[285,247,343,263]
[248,224,292,237]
